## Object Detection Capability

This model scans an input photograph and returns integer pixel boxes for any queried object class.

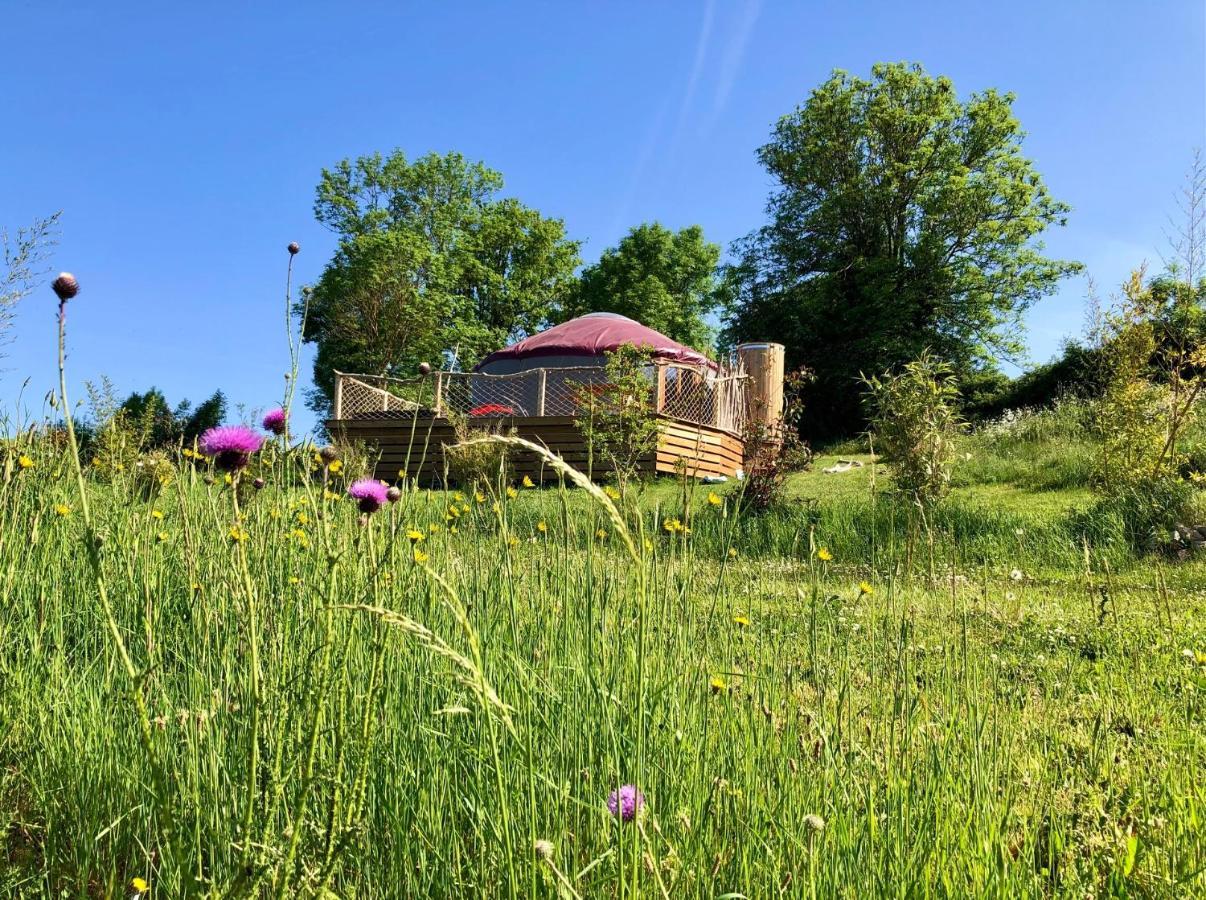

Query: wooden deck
[327,414,745,483]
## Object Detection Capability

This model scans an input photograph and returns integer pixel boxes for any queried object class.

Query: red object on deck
[475,312,717,371]
[469,403,515,416]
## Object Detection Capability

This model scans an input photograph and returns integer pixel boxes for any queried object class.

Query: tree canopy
[721,62,1080,437]
[304,151,581,413]
[556,223,721,352]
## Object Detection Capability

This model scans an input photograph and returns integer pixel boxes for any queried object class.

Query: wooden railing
[332,362,749,436]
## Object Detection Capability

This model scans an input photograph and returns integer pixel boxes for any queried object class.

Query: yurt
[328,312,783,482]
[469,312,719,417]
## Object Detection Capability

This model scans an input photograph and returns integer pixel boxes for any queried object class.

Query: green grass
[0,433,1204,898]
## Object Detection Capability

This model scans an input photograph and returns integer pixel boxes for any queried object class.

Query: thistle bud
[253,477,265,490]
[319,445,340,463]
[418,362,432,376]
[287,241,300,255]
[386,486,402,503]
[52,273,79,301]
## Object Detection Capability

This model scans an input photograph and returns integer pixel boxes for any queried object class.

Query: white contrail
[711,0,762,120]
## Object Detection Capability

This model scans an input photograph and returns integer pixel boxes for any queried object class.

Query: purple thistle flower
[198,425,263,472]
[607,785,644,822]
[262,407,287,436]
[348,478,389,514]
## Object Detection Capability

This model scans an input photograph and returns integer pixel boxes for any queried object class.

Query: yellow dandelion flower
[324,489,339,501]
[663,518,683,534]
[816,547,833,562]
[536,520,547,533]
[288,576,300,585]
[228,526,248,542]
[131,876,149,894]
[727,547,738,559]
[296,512,309,526]
[596,527,607,540]
[328,459,343,474]
[406,528,425,543]
[18,455,34,469]
[522,475,535,488]
[858,581,873,595]
[428,523,440,533]
[454,492,465,502]
[643,538,654,551]
[706,491,722,507]
[413,547,429,564]
[475,491,486,504]
[448,505,461,518]
[604,485,620,500]
[506,535,520,547]
[450,525,459,534]
[733,614,750,627]
[461,503,470,514]
[709,675,727,694]
[151,509,164,520]
[269,508,282,519]
[54,503,71,517]
[156,531,170,542]
[223,473,233,485]
[505,486,518,499]
[291,528,309,547]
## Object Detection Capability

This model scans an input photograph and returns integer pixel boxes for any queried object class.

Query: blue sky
[2,1,1203,435]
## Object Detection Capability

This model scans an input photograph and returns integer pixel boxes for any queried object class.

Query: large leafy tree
[557,223,721,351]
[722,63,1080,437]
[305,151,581,413]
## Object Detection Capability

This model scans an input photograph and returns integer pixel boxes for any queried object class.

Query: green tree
[559,223,721,351]
[180,390,226,446]
[305,151,581,414]
[722,62,1080,438]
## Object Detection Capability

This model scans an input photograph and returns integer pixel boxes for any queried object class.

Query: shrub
[444,411,513,488]
[576,344,660,493]
[863,351,963,509]
[740,367,813,512]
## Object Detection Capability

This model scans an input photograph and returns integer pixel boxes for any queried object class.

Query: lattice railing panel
[334,363,748,435]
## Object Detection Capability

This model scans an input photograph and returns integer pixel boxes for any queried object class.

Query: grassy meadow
[1,406,1205,898]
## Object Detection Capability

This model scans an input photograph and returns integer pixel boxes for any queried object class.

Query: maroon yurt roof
[476,312,717,370]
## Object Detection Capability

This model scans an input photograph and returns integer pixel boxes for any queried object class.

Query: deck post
[654,364,666,414]
[333,371,344,420]
[536,368,547,416]
[433,371,444,416]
